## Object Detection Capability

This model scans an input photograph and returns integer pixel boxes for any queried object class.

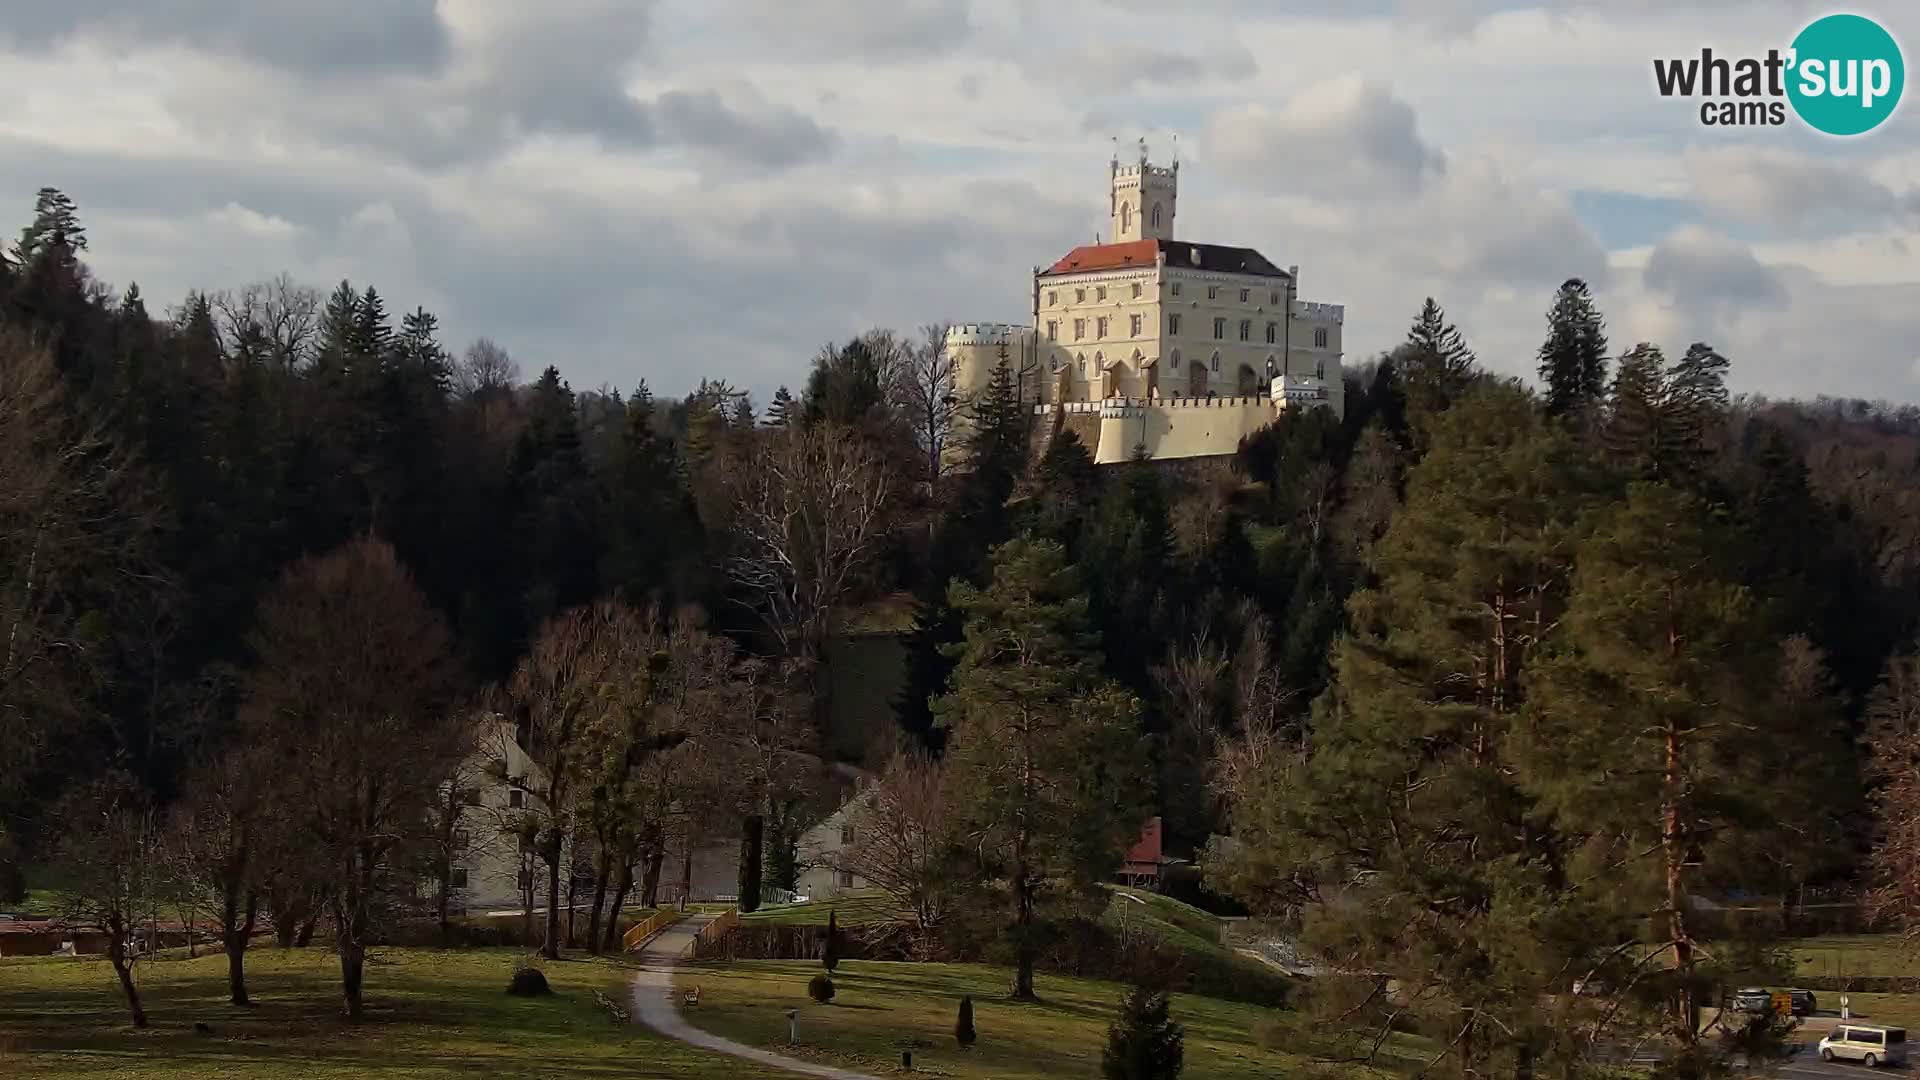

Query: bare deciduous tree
[168,742,271,1005]
[211,273,321,367]
[58,771,160,1028]
[456,337,520,400]
[893,324,960,495]
[723,423,892,669]
[244,537,465,1020]
[826,752,949,931]
[1868,643,1920,952]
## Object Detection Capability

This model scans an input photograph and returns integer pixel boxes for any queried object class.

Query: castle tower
[1109,138,1177,243]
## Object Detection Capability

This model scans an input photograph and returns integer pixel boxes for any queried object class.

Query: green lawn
[740,891,905,927]
[0,946,770,1079]
[1105,886,1229,958]
[1791,935,1916,980]
[672,958,1417,1079]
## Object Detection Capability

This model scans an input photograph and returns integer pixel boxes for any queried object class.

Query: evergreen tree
[12,187,87,263]
[1209,383,1606,1076]
[955,994,977,1049]
[351,286,393,364]
[397,306,453,393]
[1398,297,1477,425]
[822,908,841,972]
[1537,278,1610,417]
[1517,481,1814,1050]
[1101,984,1184,1080]
[1080,456,1174,688]
[936,537,1150,1000]
[602,382,704,608]
[766,385,796,428]
[802,338,886,428]
[967,358,1027,497]
[1604,342,1732,486]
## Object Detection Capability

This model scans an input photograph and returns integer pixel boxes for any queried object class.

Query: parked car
[1728,987,1773,1014]
[1819,1024,1907,1068]
[1788,988,1816,1016]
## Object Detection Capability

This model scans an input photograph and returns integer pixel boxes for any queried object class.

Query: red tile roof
[1042,239,1292,279]
[1123,816,1163,867]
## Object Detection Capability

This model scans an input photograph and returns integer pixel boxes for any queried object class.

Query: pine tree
[1101,984,1184,1080]
[955,994,977,1049]
[1398,297,1476,425]
[1537,278,1610,417]
[397,306,453,393]
[602,382,703,607]
[967,358,1027,497]
[936,537,1150,1001]
[1517,481,1795,1050]
[1604,342,1732,486]
[1209,382,1606,1075]
[12,187,87,264]
[766,385,796,428]
[352,287,393,363]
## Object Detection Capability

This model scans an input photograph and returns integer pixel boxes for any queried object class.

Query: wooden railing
[620,909,683,953]
[689,908,739,958]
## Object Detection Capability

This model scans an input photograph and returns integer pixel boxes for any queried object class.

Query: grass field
[738,890,905,927]
[671,958,1417,1079]
[0,946,758,1079]
[1790,935,1916,981]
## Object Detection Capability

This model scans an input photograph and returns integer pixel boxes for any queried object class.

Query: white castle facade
[948,144,1345,464]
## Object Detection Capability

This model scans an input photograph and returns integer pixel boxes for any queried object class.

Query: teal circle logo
[1787,14,1904,135]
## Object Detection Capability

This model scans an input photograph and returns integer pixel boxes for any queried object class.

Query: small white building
[794,784,877,901]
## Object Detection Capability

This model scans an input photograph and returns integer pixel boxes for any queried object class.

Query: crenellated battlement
[946,322,1033,346]
[1293,300,1345,323]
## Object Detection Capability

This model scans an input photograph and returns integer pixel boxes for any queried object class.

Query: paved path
[628,912,880,1080]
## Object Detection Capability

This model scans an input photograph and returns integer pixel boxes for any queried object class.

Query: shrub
[955,994,976,1049]
[808,973,835,1004]
[1102,984,1184,1080]
[507,966,551,996]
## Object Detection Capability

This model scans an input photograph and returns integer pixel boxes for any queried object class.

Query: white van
[1819,1024,1907,1068]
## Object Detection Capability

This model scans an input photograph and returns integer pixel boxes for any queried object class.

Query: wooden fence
[620,909,683,953]
[687,909,739,958]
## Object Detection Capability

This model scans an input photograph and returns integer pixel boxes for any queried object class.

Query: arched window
[1315,359,1325,379]
[1313,327,1329,348]
[1121,202,1133,233]
[1077,353,1086,373]
[1170,349,1181,370]
[1150,203,1162,229]
[1265,322,1277,345]
[1209,352,1221,372]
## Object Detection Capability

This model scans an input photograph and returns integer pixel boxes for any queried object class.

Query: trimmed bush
[808,973,835,1004]
[507,966,551,996]
[955,994,976,1049]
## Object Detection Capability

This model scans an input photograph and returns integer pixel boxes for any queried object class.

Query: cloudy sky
[3,0,1917,404]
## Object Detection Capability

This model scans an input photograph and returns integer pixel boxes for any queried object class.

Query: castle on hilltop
[947,141,1345,465]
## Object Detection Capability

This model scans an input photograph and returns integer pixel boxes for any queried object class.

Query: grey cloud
[742,0,972,58]
[652,91,836,170]
[1,0,450,73]
[1028,42,1258,92]
[1686,146,1920,235]
[1643,227,1789,311]
[1203,80,1446,200]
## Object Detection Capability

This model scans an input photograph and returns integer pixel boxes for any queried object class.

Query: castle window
[1048,290,1057,306]
[1078,354,1086,373]
[1170,282,1182,297]
[1096,316,1109,339]
[1074,319,1086,341]
[1170,350,1181,370]
[1046,320,1058,341]
[1314,327,1329,348]
[1121,201,1133,233]
[1213,317,1226,339]
[1207,285,1220,300]
[1131,282,1142,299]
[1210,353,1221,372]
[1239,288,1250,303]
[1130,314,1142,337]
[1076,288,1086,302]
[1238,319,1251,342]
[1151,203,1162,229]
[1315,358,1326,379]
[1168,313,1181,335]
[1270,290,1281,305]
[1097,286,1107,301]
[1265,322,1277,345]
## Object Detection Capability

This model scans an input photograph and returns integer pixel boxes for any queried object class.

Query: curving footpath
[629,912,880,1080]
